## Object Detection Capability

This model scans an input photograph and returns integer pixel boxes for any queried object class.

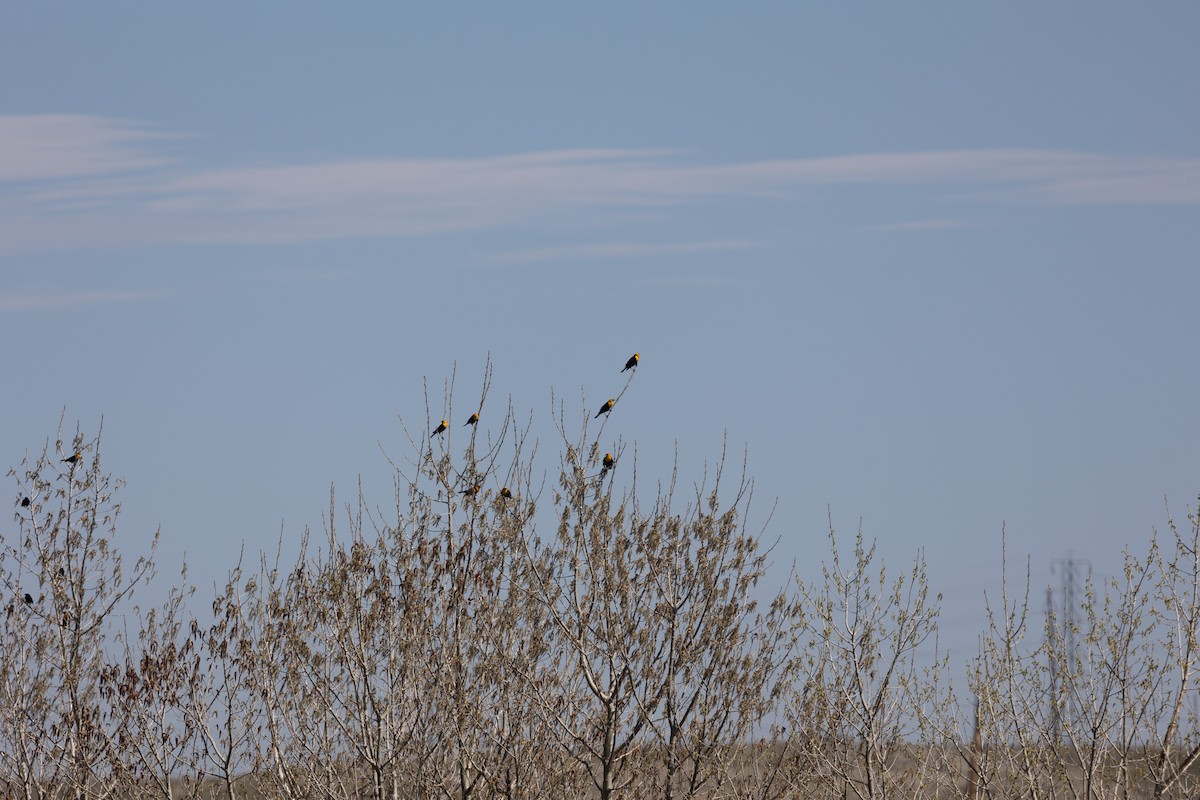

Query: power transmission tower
[1049,553,1091,738]
[1046,584,1059,741]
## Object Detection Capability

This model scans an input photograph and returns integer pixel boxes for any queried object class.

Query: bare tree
[510,388,799,800]
[971,533,1061,800]
[2,419,158,800]
[243,508,441,800]
[13,388,1200,800]
[627,451,799,800]
[973,507,1200,800]
[101,570,203,800]
[1144,499,1200,799]
[785,519,949,800]
[187,553,263,800]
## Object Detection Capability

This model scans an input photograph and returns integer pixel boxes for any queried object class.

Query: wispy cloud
[0,115,176,183]
[251,265,361,285]
[488,239,761,264]
[0,288,166,311]
[632,275,764,289]
[2,114,1199,254]
[865,218,972,232]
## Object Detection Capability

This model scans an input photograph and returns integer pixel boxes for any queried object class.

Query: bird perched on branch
[23,593,32,605]
[602,453,615,472]
[500,487,513,500]
[622,353,639,372]
[460,484,480,497]
[465,413,479,427]
[20,496,30,508]
[62,452,82,465]
[433,420,448,436]
[595,398,615,418]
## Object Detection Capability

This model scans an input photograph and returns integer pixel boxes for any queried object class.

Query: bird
[23,593,32,605]
[500,487,513,500]
[595,398,615,418]
[62,452,82,465]
[464,413,480,427]
[602,453,615,471]
[20,496,30,508]
[433,420,448,436]
[460,484,481,497]
[622,353,639,372]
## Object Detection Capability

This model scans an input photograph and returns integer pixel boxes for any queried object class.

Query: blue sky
[3,4,1199,662]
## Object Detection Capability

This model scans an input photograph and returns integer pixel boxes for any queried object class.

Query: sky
[3,3,1199,671]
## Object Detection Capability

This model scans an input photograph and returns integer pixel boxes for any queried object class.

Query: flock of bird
[11,358,642,608]
[16,451,81,510]
[10,451,83,615]
[427,352,640,501]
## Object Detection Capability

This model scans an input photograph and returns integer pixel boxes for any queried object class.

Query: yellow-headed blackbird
[20,496,31,508]
[500,487,513,500]
[433,420,448,436]
[465,413,480,427]
[622,353,639,372]
[603,453,615,471]
[23,593,32,605]
[62,452,82,465]
[595,398,615,418]
[460,484,481,497]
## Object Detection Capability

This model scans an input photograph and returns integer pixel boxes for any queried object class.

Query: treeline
[3,405,1200,800]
